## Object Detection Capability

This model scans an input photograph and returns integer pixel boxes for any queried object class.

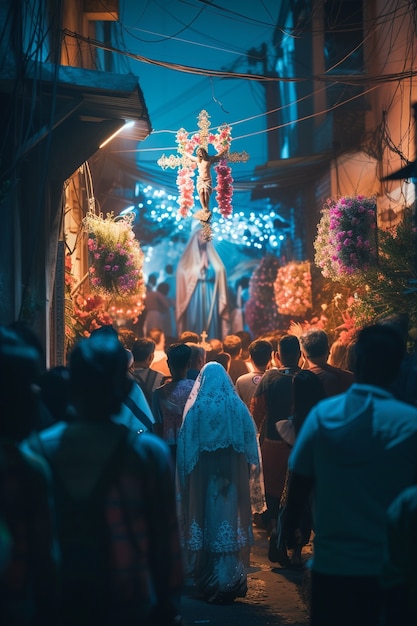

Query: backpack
[133,368,158,407]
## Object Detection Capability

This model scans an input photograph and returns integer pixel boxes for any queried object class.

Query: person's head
[235,330,252,359]
[165,264,174,275]
[345,335,359,373]
[213,351,231,372]
[187,343,206,371]
[223,334,242,359]
[353,324,405,388]
[0,326,42,441]
[240,276,250,290]
[147,327,165,350]
[277,335,301,367]
[205,338,223,362]
[147,273,158,288]
[328,338,350,370]
[249,339,273,369]
[235,330,252,350]
[69,333,131,420]
[300,329,329,361]
[196,147,208,159]
[208,338,223,354]
[167,343,192,377]
[260,333,279,354]
[377,313,409,348]
[8,320,45,373]
[292,370,326,433]
[131,338,156,365]
[179,330,199,344]
[90,324,118,340]
[117,328,137,350]
[193,361,233,400]
[157,282,169,296]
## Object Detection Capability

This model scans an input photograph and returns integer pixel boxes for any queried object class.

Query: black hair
[0,326,42,440]
[69,333,130,418]
[167,343,192,372]
[178,331,199,344]
[131,338,155,362]
[300,330,329,358]
[354,324,405,388]
[90,324,118,339]
[249,340,273,367]
[223,335,242,358]
[278,335,301,365]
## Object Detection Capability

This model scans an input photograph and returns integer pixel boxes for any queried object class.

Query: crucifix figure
[189,146,228,224]
[157,110,249,240]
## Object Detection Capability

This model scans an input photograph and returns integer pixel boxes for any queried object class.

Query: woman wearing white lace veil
[176,361,263,604]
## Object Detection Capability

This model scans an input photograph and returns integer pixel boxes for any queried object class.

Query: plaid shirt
[28,422,183,624]
[0,441,59,626]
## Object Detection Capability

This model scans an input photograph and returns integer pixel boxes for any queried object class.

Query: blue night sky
[117,0,280,209]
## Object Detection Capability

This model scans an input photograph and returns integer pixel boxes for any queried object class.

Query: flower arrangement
[274,261,312,318]
[345,207,417,330]
[176,165,195,217]
[72,293,114,337]
[64,255,115,347]
[315,195,377,280]
[83,212,145,302]
[213,123,233,218]
[214,159,233,217]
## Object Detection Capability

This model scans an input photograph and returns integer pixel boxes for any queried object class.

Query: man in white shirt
[146,327,170,378]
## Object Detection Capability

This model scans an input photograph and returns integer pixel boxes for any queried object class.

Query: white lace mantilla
[177,362,260,482]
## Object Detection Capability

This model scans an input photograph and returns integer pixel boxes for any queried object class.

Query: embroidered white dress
[176,362,263,603]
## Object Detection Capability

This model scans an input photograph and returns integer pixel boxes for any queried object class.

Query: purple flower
[104,265,111,272]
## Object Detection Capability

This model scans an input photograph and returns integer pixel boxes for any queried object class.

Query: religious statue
[189,146,228,225]
[176,227,230,340]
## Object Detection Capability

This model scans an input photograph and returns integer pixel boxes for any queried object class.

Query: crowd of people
[1,313,417,625]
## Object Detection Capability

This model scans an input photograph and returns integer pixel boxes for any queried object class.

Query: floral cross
[157,110,249,235]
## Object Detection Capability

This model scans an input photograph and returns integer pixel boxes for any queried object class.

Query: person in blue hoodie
[285,324,417,626]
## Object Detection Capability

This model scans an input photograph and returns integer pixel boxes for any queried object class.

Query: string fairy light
[131,183,289,253]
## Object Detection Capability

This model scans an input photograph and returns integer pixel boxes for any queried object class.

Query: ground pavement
[181,527,312,626]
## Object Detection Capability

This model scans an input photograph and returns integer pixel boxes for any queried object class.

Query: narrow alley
[182,527,311,625]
